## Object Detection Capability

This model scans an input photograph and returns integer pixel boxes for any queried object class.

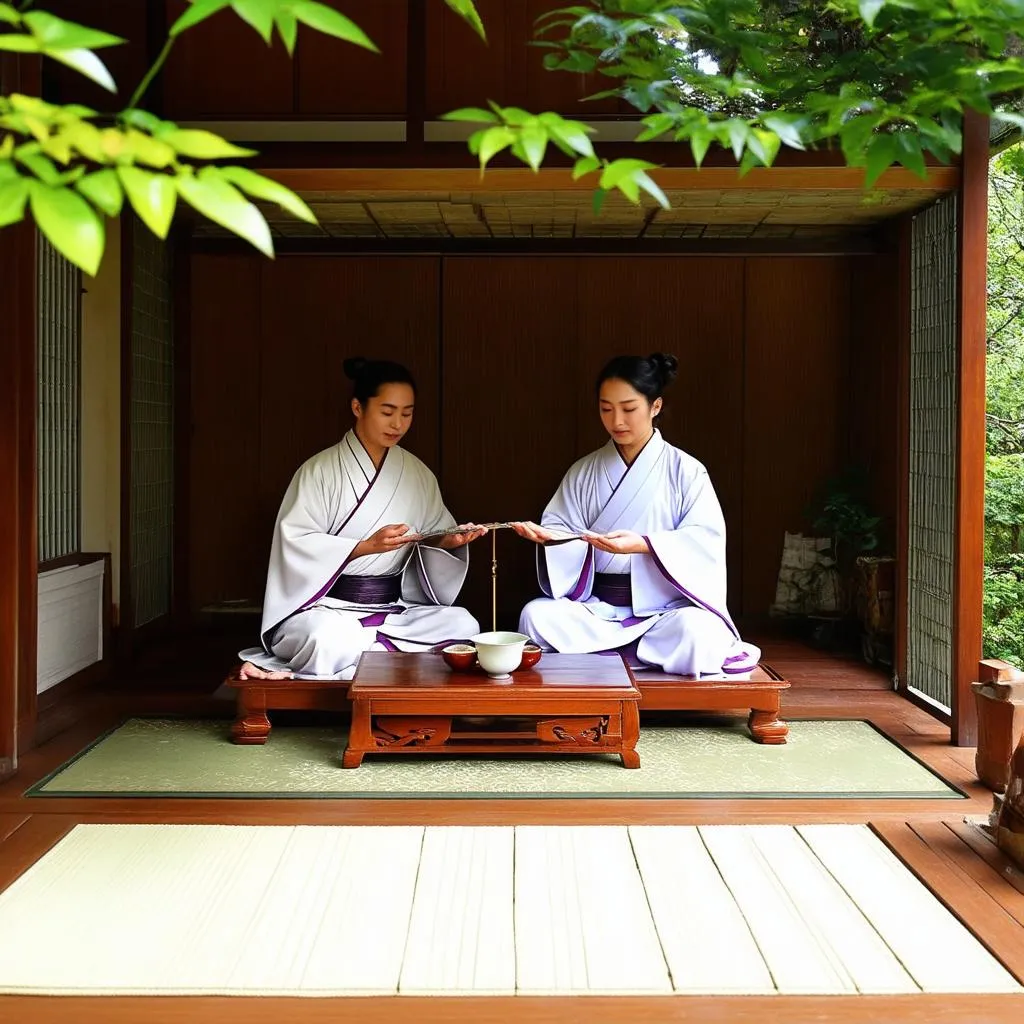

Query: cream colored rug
[0,824,1017,996]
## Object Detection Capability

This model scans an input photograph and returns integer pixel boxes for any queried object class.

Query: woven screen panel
[36,235,82,563]
[906,195,958,710]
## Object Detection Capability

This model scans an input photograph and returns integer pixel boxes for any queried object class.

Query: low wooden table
[342,652,642,769]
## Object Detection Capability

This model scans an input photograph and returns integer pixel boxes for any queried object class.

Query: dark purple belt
[327,573,402,604]
[592,572,631,606]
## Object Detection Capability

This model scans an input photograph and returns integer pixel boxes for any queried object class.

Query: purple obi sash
[327,573,402,604]
[592,572,631,607]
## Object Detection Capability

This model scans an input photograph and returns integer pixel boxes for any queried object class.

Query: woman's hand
[352,523,412,559]
[511,521,559,544]
[582,530,649,555]
[436,524,488,550]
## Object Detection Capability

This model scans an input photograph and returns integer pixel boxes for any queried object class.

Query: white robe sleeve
[631,470,737,635]
[400,469,469,607]
[538,470,594,600]
[260,461,361,645]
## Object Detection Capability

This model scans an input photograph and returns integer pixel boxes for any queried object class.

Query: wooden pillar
[952,110,989,746]
[0,56,39,777]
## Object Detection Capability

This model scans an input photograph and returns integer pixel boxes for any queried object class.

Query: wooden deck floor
[1,636,1023,1021]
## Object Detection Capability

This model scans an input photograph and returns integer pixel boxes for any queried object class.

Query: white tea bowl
[470,631,530,679]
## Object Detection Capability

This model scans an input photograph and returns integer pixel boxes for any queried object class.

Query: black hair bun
[648,352,679,387]
[343,357,368,380]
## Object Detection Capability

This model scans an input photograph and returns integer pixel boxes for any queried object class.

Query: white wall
[80,226,121,618]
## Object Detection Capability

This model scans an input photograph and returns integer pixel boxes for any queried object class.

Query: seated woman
[239,357,483,680]
[513,353,760,678]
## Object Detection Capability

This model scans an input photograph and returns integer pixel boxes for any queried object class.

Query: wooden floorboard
[873,822,1024,986]
[0,992,1022,1023]
[0,814,29,845]
[945,821,1024,898]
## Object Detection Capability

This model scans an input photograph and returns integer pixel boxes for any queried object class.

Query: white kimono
[240,431,479,679]
[518,430,760,677]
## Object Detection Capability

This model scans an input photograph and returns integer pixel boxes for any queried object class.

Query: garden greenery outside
[986,144,1024,666]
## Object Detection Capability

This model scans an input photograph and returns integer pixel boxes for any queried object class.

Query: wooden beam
[952,110,989,747]
[260,165,960,194]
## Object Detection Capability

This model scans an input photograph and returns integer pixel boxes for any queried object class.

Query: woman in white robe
[514,353,760,678]
[239,358,483,680]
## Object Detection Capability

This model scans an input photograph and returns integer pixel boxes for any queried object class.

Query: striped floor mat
[0,824,1017,996]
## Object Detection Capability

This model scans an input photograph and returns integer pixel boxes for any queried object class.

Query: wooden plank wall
[186,252,897,628]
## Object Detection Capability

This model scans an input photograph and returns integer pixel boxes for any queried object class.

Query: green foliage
[0,0,483,270]
[808,468,882,568]
[985,145,1024,665]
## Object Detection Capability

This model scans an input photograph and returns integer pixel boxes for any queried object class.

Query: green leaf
[275,10,298,55]
[47,48,117,93]
[747,129,781,167]
[477,125,515,166]
[23,12,124,50]
[170,0,232,36]
[124,130,177,169]
[0,4,20,26]
[15,147,61,186]
[440,107,499,123]
[0,36,40,52]
[76,169,123,217]
[176,169,273,256]
[723,119,749,161]
[232,0,275,43]
[293,1,378,51]
[218,166,316,224]
[762,115,805,151]
[118,166,176,238]
[542,115,595,158]
[445,0,486,41]
[592,187,607,216]
[572,155,600,180]
[599,158,658,192]
[894,132,926,178]
[689,126,713,168]
[864,133,897,188]
[161,129,255,160]
[0,177,28,227]
[859,0,886,29]
[519,124,547,171]
[634,170,669,209]
[28,180,104,275]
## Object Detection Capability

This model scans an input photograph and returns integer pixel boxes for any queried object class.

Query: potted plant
[804,470,887,655]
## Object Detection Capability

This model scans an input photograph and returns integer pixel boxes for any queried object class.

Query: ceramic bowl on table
[518,644,542,670]
[470,631,530,680]
[441,643,478,672]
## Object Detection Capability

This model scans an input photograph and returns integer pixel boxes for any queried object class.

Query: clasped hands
[510,522,649,555]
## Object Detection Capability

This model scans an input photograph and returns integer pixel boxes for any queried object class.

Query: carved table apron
[342,652,642,769]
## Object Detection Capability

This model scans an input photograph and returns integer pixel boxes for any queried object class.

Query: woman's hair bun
[343,356,368,381]
[648,352,679,387]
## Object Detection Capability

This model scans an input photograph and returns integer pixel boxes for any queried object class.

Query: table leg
[621,699,641,768]
[748,708,789,744]
[342,697,373,768]
[231,689,271,745]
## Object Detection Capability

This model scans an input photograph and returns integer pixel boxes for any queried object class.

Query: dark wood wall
[187,251,899,629]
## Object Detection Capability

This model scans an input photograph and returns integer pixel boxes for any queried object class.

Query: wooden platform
[226,656,790,745]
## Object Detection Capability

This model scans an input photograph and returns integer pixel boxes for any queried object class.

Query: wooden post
[972,659,1024,791]
[0,55,39,776]
[952,110,989,746]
